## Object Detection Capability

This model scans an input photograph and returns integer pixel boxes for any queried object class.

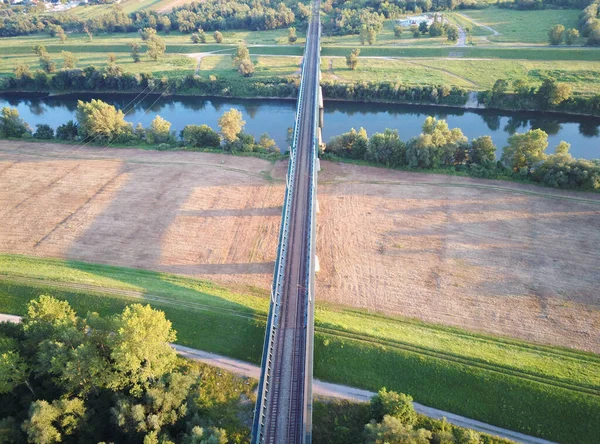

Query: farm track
[2,273,598,397]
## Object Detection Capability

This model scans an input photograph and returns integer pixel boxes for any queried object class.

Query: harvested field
[1,141,599,352]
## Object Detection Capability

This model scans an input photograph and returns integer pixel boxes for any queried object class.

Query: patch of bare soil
[1,142,599,352]
[315,161,600,353]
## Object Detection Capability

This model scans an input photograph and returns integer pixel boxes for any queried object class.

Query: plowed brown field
[1,141,599,352]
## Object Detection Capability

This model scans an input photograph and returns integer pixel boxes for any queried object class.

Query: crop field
[462,7,582,44]
[322,57,600,94]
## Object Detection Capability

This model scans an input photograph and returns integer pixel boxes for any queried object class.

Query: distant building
[397,14,435,28]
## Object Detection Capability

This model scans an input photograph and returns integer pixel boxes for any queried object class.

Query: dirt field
[1,141,600,352]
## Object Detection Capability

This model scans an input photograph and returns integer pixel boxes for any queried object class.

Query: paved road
[0,313,553,444]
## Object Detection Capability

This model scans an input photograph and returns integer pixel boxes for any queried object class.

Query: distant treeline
[325,116,600,191]
[498,0,593,10]
[0,66,299,99]
[0,0,305,37]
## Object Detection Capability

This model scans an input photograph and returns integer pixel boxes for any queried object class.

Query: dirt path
[456,12,500,36]
[0,312,554,444]
[1,142,600,353]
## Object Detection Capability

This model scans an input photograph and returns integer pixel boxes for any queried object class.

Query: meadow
[0,254,598,444]
[462,7,582,44]
[322,57,600,94]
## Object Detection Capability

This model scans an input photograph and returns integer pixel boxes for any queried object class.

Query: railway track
[254,1,321,443]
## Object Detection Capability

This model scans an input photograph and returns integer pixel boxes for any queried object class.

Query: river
[1,93,599,160]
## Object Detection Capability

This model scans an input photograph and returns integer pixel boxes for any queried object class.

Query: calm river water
[1,93,599,160]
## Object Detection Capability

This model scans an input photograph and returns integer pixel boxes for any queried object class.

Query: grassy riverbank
[0,254,598,443]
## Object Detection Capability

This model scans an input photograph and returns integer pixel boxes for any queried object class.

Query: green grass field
[0,254,598,443]
[323,57,600,94]
[462,7,582,44]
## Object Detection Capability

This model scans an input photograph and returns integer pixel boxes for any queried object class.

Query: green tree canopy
[218,108,245,143]
[75,99,132,142]
[502,128,548,173]
[548,24,565,45]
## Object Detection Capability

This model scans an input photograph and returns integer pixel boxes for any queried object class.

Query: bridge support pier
[314,255,320,273]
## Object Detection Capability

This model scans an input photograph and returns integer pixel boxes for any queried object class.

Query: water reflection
[1,93,599,160]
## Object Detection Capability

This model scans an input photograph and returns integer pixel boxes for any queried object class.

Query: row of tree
[0,101,279,155]
[478,77,600,116]
[325,116,600,190]
[1,63,299,100]
[0,0,305,37]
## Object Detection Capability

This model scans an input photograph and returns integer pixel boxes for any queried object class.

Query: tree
[39,55,56,74]
[346,48,360,70]
[75,99,132,142]
[0,351,29,395]
[33,124,54,139]
[107,304,177,395]
[238,58,255,77]
[429,22,444,37]
[139,28,157,41]
[214,31,223,43]
[218,108,245,143]
[365,129,405,166]
[32,44,46,56]
[410,24,420,38]
[555,140,570,155]
[446,25,459,42]
[61,51,78,69]
[146,35,166,61]
[22,398,86,444]
[364,416,432,444]
[232,43,250,67]
[565,28,579,45]
[83,24,93,42]
[548,24,565,45]
[258,133,279,152]
[108,53,117,63]
[393,25,403,38]
[197,29,207,43]
[502,129,548,173]
[370,388,417,425]
[0,107,31,138]
[288,27,297,43]
[148,115,172,144]
[419,21,429,34]
[182,124,221,147]
[326,127,368,159]
[130,43,141,63]
[491,79,509,101]
[537,78,572,107]
[469,136,496,165]
[14,64,32,80]
[191,33,201,43]
[56,120,78,140]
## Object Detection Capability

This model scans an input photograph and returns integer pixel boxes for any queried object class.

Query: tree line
[0,100,280,156]
[478,77,600,116]
[0,0,305,37]
[324,116,600,190]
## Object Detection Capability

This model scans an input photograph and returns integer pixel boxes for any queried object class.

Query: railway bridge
[251,1,323,443]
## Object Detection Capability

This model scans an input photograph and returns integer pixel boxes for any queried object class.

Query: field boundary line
[321,179,600,205]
